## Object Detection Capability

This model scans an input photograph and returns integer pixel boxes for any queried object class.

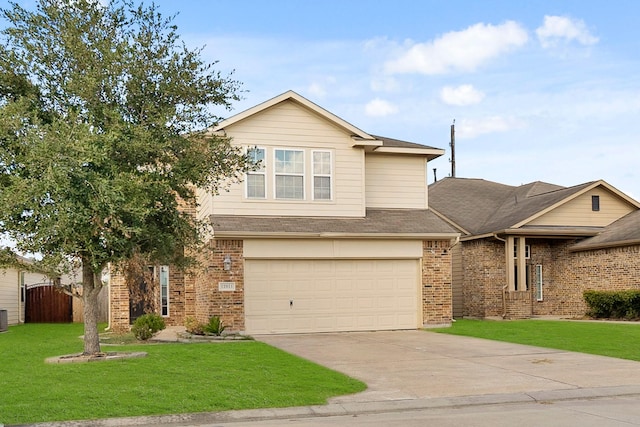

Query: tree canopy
[0,0,251,354]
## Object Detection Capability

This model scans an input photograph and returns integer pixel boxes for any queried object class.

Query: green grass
[0,323,365,425]
[431,319,640,361]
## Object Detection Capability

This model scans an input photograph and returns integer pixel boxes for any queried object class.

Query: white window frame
[535,264,543,301]
[159,265,169,317]
[246,147,266,199]
[312,150,332,201]
[274,148,305,200]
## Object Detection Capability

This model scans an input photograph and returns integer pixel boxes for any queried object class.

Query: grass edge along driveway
[431,319,640,362]
[0,323,366,425]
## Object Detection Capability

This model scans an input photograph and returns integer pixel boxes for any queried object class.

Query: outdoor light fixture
[223,255,232,271]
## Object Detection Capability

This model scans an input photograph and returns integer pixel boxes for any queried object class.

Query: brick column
[194,239,245,332]
[108,266,130,332]
[422,240,453,327]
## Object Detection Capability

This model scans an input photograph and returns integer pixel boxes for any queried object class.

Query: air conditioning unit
[0,309,8,332]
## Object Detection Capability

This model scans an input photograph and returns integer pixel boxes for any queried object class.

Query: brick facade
[461,239,506,318]
[108,268,130,332]
[109,237,455,332]
[422,240,453,326]
[108,262,189,332]
[193,239,245,332]
[459,237,640,319]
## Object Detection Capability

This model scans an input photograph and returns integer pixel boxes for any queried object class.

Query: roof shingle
[210,208,459,237]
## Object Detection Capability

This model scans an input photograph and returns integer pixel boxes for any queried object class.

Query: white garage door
[244,259,420,334]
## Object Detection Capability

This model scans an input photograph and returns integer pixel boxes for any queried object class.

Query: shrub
[131,313,166,341]
[184,317,205,335]
[203,315,226,336]
[584,290,640,319]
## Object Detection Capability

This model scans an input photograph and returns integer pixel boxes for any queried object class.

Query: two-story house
[108,91,459,334]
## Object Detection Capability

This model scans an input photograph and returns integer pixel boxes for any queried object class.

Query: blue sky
[149,0,639,200]
[6,0,640,200]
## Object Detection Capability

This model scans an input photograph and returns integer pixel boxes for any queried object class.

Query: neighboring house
[109,90,459,334]
[428,177,640,319]
[0,256,55,326]
[0,255,101,326]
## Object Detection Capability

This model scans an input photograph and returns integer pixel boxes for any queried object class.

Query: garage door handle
[290,300,293,308]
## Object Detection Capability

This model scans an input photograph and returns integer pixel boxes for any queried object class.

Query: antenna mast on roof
[450,119,456,178]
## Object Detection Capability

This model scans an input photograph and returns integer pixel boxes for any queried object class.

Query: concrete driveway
[257,330,640,403]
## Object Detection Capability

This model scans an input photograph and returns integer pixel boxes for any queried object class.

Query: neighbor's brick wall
[529,240,640,317]
[461,239,506,318]
[194,239,245,332]
[422,240,453,326]
[505,291,532,319]
[458,238,640,319]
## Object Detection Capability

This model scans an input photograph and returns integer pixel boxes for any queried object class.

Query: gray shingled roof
[572,210,640,251]
[210,208,459,237]
[372,134,441,151]
[428,177,596,235]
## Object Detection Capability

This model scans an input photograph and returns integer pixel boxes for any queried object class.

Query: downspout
[449,234,460,323]
[493,233,508,319]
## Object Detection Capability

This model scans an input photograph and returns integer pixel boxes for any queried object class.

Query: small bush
[584,290,640,319]
[131,313,166,340]
[184,317,205,335]
[203,315,226,336]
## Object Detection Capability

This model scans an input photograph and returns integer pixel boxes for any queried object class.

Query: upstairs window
[592,195,600,211]
[246,147,266,199]
[312,151,332,200]
[275,149,304,199]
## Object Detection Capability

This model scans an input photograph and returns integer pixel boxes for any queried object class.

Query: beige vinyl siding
[208,101,365,217]
[244,238,423,260]
[528,188,636,227]
[195,187,213,223]
[365,154,427,209]
[0,268,19,325]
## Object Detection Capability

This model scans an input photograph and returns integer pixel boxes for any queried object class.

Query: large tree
[0,0,251,355]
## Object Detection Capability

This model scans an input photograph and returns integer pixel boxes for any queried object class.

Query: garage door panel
[245,259,419,334]
[335,296,354,309]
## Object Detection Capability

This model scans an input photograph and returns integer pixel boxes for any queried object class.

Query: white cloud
[440,84,485,106]
[365,98,399,117]
[457,116,526,138]
[384,21,528,75]
[536,15,599,48]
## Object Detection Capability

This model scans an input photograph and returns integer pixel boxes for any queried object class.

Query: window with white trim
[275,149,304,199]
[246,147,266,199]
[513,242,530,259]
[535,264,543,301]
[312,150,332,200]
[159,265,169,317]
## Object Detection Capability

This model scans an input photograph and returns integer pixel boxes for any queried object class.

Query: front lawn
[431,319,640,361]
[0,323,365,425]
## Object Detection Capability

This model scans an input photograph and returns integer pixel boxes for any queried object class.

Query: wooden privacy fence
[25,284,73,323]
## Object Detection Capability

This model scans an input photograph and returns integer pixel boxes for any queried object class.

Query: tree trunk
[82,260,102,355]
